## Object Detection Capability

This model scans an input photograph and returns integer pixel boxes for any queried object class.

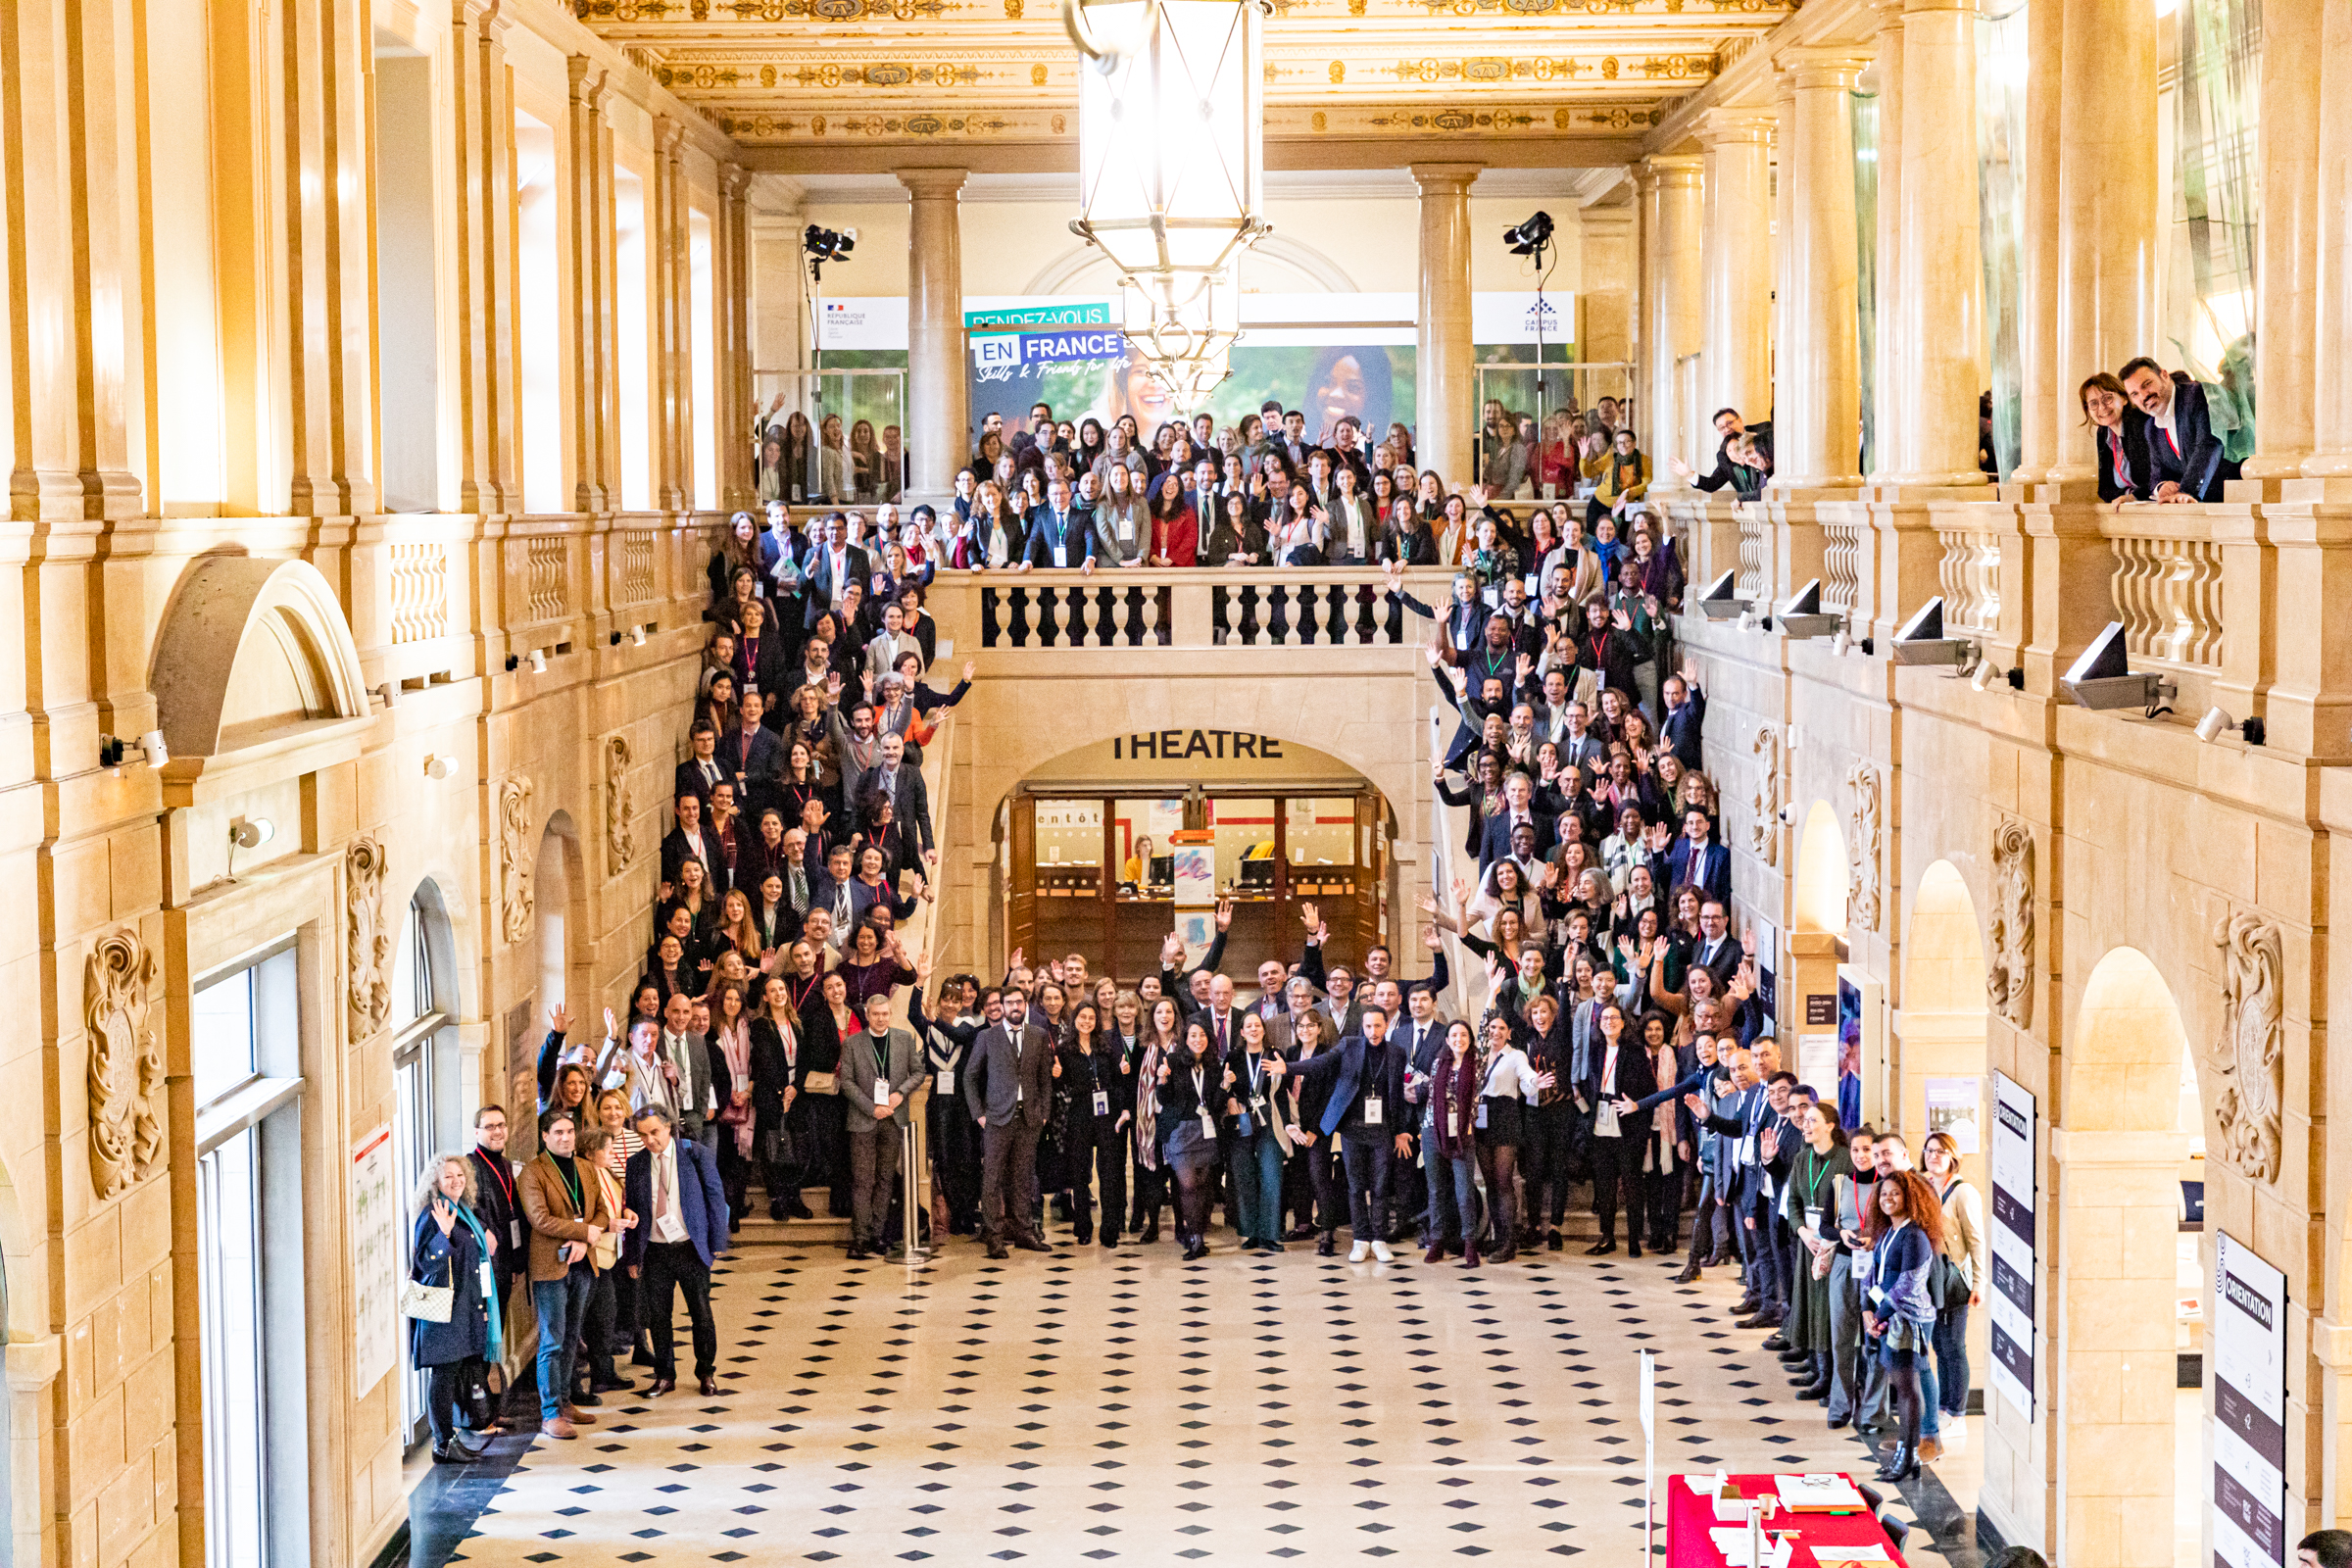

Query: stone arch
[533,811,586,1019]
[1792,800,1846,934]
[150,556,368,760]
[1019,230,1364,295]
[2054,945,2198,1568]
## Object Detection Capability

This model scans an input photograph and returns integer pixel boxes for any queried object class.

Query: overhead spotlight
[2195,708,2266,747]
[1736,610,1755,632]
[803,223,856,279]
[1971,660,2000,692]
[423,755,455,781]
[1831,628,1851,657]
[528,648,549,673]
[374,681,398,710]
[631,625,649,647]
[1697,569,1744,621]
[141,730,168,768]
[228,817,274,851]
[2061,621,2170,712]
[1891,598,1979,668]
[1502,210,1554,257]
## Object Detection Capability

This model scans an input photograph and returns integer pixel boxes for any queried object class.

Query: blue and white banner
[1987,1071,2037,1419]
[970,328,1127,370]
[2213,1234,2288,1568]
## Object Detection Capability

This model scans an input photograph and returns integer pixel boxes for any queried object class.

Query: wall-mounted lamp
[229,817,274,851]
[527,649,549,673]
[423,755,455,780]
[2194,708,2265,747]
[99,732,168,773]
[631,625,649,647]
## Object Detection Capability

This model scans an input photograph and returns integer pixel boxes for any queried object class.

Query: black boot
[1876,1442,1919,1483]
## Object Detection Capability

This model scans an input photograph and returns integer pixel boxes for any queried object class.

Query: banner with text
[1987,1071,2038,1419]
[2213,1233,2287,1568]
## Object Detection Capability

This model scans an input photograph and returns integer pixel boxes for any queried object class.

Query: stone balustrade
[2100,508,2227,669]
[928,566,1460,655]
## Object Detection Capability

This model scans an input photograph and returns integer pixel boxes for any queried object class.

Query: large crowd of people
[406,395,1979,1495]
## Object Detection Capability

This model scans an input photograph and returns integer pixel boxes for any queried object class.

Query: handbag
[804,1070,840,1096]
[760,1123,798,1167]
[1928,1251,1968,1310]
[400,1280,454,1323]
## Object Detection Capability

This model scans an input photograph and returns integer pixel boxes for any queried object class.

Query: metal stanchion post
[900,1120,931,1262]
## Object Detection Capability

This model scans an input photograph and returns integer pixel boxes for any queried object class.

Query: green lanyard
[550,1154,583,1213]
[1800,1149,1833,1209]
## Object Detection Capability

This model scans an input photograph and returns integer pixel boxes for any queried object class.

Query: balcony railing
[943,566,1459,653]
[2102,510,2225,669]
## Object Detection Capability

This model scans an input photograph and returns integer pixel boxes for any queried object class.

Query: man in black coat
[803,514,874,630]
[467,1105,529,1324]
[2121,357,2241,503]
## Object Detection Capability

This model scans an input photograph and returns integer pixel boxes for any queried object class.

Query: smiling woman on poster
[1110,358,1181,435]
[1306,344,1394,446]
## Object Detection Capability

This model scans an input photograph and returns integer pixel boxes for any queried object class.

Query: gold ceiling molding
[715,97,1655,141]
[582,0,1786,24]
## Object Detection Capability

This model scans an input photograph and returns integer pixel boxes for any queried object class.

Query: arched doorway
[1001,732,1396,987]
[390,879,465,1447]
[534,817,578,1019]
[1793,801,1847,936]
[2056,946,2199,1568]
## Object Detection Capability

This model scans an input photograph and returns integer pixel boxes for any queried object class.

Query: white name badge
[1446,1109,1459,1139]
[1804,1205,1826,1239]
[1592,1102,1621,1138]
[1475,1101,1490,1131]
[1200,1109,1216,1136]
[1093,1090,1110,1116]
[1362,1095,1383,1126]
[936,1069,954,1097]
[511,1220,524,1249]
[1016,1083,1024,1102]
[1740,1134,1757,1166]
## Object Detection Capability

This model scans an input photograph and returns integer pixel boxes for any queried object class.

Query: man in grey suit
[661,992,716,1147]
[963,986,1055,1257]
[844,991,930,1259]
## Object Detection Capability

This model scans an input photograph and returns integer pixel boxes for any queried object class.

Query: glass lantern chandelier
[1066,0,1270,408]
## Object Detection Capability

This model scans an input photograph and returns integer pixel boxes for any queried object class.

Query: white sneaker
[1348,1240,1371,1262]
[1372,1240,1395,1262]
[1939,1422,1967,1451]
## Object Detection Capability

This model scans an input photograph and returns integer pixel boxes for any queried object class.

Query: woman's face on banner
[1122,364,1176,428]
[1311,354,1368,436]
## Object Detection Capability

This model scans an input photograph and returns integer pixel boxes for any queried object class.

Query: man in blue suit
[1476,770,1555,871]
[1660,669,1706,770]
[1667,806,1733,907]
[2121,357,2241,503]
[624,1105,730,1396]
[1019,476,1099,571]
[1287,1006,1411,1262]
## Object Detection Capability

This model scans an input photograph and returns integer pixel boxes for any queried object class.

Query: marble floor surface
[409,1227,1983,1566]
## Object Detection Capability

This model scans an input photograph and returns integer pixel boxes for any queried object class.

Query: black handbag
[760,1124,797,1167]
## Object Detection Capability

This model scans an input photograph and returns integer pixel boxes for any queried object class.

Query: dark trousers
[848,1127,904,1250]
[1396,1132,1427,1241]
[640,1240,717,1382]
[1934,1300,1972,1417]
[1302,1138,1341,1234]
[1522,1102,1576,1228]
[579,1267,618,1389]
[717,1134,752,1224]
[1689,1170,1732,1265]
[1640,1157,1681,1251]
[424,1359,474,1447]
[1339,1133,1395,1239]
[979,1118,1044,1245]
[1737,1172,1782,1302]
[929,1093,983,1232]
[1589,1134,1633,1244]
[1283,1140,1323,1232]
[1064,1113,1126,1243]
[1129,1128,1167,1232]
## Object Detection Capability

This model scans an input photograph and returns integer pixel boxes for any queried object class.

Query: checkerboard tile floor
[421,1234,1971,1565]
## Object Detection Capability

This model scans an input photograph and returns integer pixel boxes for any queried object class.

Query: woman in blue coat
[410,1153,504,1463]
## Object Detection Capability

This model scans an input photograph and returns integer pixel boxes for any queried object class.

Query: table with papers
[1664,1473,1906,1567]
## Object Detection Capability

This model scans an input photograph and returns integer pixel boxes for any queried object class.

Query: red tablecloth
[1663,1473,1907,1567]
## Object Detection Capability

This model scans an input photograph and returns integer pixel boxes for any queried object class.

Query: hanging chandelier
[1066,0,1271,407]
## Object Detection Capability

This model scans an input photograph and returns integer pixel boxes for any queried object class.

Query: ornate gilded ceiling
[575,0,1791,163]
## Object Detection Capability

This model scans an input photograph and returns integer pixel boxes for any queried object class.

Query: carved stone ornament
[500,776,536,944]
[605,736,636,874]
[346,835,392,1040]
[1747,726,1782,867]
[1985,818,2034,1028]
[86,930,165,1201]
[1844,761,1883,933]
[2211,907,2284,1184]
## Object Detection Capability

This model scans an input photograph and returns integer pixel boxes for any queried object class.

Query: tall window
[690,209,718,510]
[615,167,653,512]
[390,895,455,1444]
[194,944,305,1568]
[515,111,564,514]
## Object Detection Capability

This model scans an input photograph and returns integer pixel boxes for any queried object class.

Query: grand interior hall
[1,0,2348,1563]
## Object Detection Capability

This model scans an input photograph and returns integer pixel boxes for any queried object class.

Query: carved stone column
[1639,155,1703,481]
[567,57,615,514]
[1775,51,1870,490]
[452,0,518,514]
[1412,164,1482,489]
[719,163,756,511]
[1867,0,1908,482]
[899,167,967,510]
[652,117,690,512]
[1893,0,1988,488]
[1695,110,1776,433]
[2046,0,2157,487]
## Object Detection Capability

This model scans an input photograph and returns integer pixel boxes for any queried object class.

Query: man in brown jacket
[517,1108,618,1439]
